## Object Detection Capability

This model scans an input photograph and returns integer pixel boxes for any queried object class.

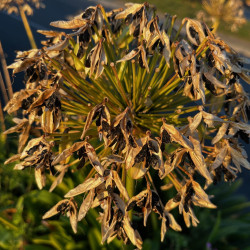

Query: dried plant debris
[3,2,250,248]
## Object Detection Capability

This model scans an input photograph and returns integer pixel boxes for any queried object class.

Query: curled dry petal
[229,146,250,170]
[50,19,87,29]
[43,199,69,219]
[52,141,85,165]
[202,111,224,127]
[116,49,140,63]
[123,215,143,249]
[85,143,104,176]
[166,212,182,231]
[161,216,167,242]
[189,135,212,183]
[189,112,203,133]
[162,31,171,66]
[35,167,46,190]
[186,19,206,46]
[78,189,95,221]
[112,170,130,201]
[4,90,37,114]
[80,102,105,140]
[212,123,229,144]
[49,169,67,192]
[191,180,216,208]
[65,176,104,197]
[4,154,21,165]
[27,87,56,112]
[211,146,228,170]
[20,136,46,160]
[115,3,144,19]
[161,122,193,149]
[46,38,69,51]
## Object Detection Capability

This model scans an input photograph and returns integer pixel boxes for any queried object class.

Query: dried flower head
[4,2,250,248]
[198,0,246,32]
[0,0,44,15]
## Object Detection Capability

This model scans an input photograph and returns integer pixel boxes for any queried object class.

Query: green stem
[212,18,220,34]
[126,173,134,219]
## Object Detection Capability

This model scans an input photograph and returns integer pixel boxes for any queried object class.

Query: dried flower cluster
[0,0,44,15]
[4,3,250,248]
[197,0,246,31]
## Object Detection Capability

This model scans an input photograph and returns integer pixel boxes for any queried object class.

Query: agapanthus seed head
[3,2,250,248]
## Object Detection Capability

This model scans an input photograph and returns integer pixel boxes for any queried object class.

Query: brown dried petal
[165,198,179,212]
[95,46,107,79]
[211,147,228,170]
[50,19,87,29]
[212,123,229,145]
[229,146,250,170]
[189,112,203,133]
[186,19,206,46]
[139,45,149,73]
[85,143,104,176]
[161,216,167,242]
[162,122,193,149]
[203,71,228,89]
[191,180,216,208]
[78,189,95,221]
[8,58,38,74]
[128,163,147,179]
[80,102,104,140]
[202,111,224,127]
[189,135,212,183]
[42,199,69,219]
[115,3,144,19]
[46,38,69,51]
[126,189,148,211]
[37,30,66,37]
[4,154,21,165]
[116,49,140,63]
[35,167,46,190]
[20,136,46,160]
[49,169,67,192]
[27,87,56,112]
[183,209,191,228]
[41,108,54,134]
[3,118,28,134]
[112,170,130,201]
[89,39,103,77]
[101,155,124,168]
[123,215,142,249]
[111,193,126,213]
[162,31,171,66]
[166,212,182,231]
[101,217,117,244]
[64,176,104,197]
[52,141,86,165]
[4,89,37,114]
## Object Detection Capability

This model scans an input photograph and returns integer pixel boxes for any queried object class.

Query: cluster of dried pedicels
[0,0,44,15]
[3,3,250,248]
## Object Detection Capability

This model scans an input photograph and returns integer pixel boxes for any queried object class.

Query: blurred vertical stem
[0,72,9,104]
[18,5,37,49]
[0,42,13,99]
[0,101,6,141]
